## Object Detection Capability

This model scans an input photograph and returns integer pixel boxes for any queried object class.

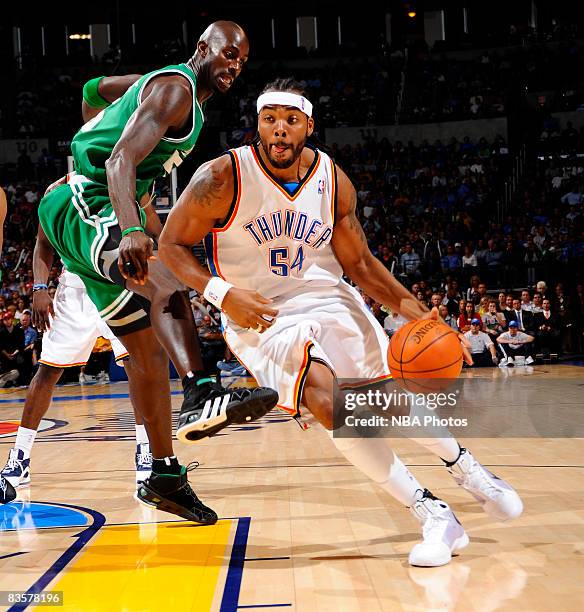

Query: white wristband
[203,276,233,309]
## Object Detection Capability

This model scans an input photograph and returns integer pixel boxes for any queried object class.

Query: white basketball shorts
[224,280,390,415]
[39,271,128,368]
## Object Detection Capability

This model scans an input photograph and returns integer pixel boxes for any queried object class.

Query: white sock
[15,426,37,459]
[406,393,461,463]
[327,431,423,506]
[135,424,149,446]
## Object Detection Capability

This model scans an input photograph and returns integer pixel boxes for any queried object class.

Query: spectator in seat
[19,310,36,384]
[512,298,533,333]
[534,299,561,357]
[520,290,533,311]
[399,243,422,280]
[458,301,476,333]
[475,281,488,306]
[497,321,535,367]
[536,280,548,298]
[442,286,460,317]
[503,294,517,324]
[531,292,544,313]
[383,309,407,338]
[0,312,25,384]
[429,292,443,311]
[466,275,481,303]
[477,296,490,317]
[439,305,459,331]
[462,245,478,270]
[464,318,498,367]
[482,300,506,340]
[497,291,507,312]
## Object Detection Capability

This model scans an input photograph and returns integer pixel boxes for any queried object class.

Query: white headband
[256,92,313,117]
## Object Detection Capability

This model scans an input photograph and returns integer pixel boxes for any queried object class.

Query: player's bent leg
[303,362,468,567]
[125,258,278,443]
[1,364,64,487]
[119,327,217,524]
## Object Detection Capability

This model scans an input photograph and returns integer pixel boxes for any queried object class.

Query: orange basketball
[387,319,463,391]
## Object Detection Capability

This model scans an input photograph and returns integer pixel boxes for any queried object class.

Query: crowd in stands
[370,280,584,367]
[1,129,583,384]
[404,38,584,123]
[3,24,584,139]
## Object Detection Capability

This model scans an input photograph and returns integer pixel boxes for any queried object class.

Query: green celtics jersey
[71,63,204,200]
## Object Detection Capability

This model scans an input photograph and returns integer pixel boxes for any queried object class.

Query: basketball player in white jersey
[158,78,523,567]
[0,178,160,493]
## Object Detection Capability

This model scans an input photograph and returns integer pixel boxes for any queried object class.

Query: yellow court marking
[51,519,234,611]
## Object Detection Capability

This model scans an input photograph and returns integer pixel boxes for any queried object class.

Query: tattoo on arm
[190,165,225,209]
[347,189,368,246]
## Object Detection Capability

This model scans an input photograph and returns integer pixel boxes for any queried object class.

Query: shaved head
[190,21,249,100]
[199,21,247,46]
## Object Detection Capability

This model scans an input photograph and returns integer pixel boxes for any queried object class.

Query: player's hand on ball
[421,307,440,320]
[222,288,278,333]
[421,307,473,365]
[32,289,55,332]
[119,231,153,284]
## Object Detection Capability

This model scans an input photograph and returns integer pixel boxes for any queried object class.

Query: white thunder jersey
[210,143,391,414]
[205,144,342,304]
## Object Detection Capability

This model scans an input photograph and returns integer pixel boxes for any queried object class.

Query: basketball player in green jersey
[37,21,278,521]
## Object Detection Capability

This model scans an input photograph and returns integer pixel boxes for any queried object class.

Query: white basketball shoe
[446,448,523,521]
[409,490,469,567]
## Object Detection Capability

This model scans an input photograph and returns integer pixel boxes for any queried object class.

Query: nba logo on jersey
[317,179,326,194]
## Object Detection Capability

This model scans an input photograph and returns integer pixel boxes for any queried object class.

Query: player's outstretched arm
[331,166,428,321]
[159,157,278,331]
[105,76,192,284]
[31,224,55,331]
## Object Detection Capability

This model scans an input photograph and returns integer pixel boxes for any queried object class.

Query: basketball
[387,319,463,391]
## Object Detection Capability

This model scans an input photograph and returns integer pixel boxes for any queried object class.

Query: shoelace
[0,477,8,494]
[182,462,204,503]
[5,453,21,471]
[467,459,501,498]
[422,514,449,542]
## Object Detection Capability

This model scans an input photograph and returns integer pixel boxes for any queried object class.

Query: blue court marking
[238,606,292,609]
[0,502,89,531]
[220,516,251,612]
[0,551,28,561]
[0,391,183,405]
[244,557,290,562]
[6,502,105,612]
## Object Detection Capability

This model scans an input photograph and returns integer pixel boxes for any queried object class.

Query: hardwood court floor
[0,364,583,611]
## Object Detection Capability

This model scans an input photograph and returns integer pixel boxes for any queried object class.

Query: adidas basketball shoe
[136,461,217,524]
[1,449,31,487]
[0,476,16,504]
[446,448,523,522]
[409,489,469,567]
[177,376,278,443]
